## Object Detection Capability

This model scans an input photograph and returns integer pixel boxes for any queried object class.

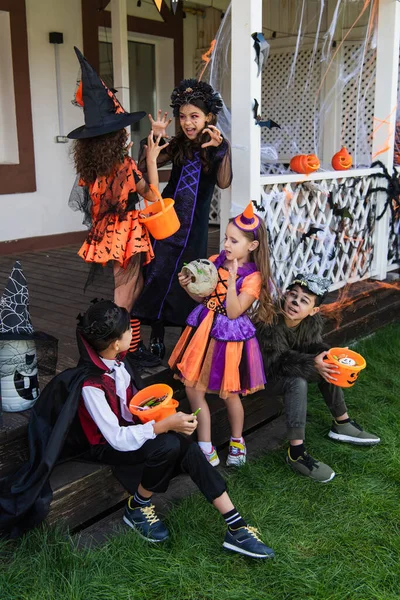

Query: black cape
[0,333,143,538]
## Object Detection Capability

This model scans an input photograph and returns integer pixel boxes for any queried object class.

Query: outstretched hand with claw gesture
[201,125,223,149]
[144,131,169,162]
[148,110,172,138]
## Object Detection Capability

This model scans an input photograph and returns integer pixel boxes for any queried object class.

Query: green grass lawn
[1,323,400,600]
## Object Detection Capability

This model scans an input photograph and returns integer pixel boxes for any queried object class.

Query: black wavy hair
[77,300,130,352]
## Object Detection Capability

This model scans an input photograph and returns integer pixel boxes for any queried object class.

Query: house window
[0,0,35,195]
[99,40,156,159]
[0,11,18,164]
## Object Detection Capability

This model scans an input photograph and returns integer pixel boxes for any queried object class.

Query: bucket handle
[143,184,166,213]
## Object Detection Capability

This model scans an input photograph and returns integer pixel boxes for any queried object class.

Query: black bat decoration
[251,32,269,76]
[253,99,281,129]
[300,226,324,243]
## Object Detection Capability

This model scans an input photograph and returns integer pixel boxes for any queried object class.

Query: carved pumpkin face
[347,371,359,386]
[290,154,320,175]
[332,147,353,171]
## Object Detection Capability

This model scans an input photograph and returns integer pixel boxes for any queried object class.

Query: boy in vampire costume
[256,273,380,483]
[0,300,274,560]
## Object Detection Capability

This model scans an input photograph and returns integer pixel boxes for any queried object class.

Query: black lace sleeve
[213,139,232,189]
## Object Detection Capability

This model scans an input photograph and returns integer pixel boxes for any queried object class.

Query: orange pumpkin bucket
[129,383,179,424]
[138,184,180,240]
[289,154,320,175]
[323,347,366,388]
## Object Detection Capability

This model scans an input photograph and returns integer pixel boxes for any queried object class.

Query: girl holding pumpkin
[68,48,166,366]
[168,203,275,467]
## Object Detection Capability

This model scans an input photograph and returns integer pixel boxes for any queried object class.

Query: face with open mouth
[283,285,319,325]
[179,103,209,141]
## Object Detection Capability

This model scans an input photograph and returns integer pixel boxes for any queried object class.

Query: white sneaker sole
[222,541,273,559]
[122,515,168,542]
[328,431,381,445]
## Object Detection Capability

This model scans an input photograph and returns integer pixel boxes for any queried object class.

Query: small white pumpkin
[182,259,218,297]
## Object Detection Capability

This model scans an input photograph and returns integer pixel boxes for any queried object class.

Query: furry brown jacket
[256,312,329,382]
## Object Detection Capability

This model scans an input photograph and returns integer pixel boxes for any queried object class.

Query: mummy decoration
[182,259,218,297]
[0,261,40,412]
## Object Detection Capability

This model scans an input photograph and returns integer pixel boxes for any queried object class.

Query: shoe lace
[349,419,362,431]
[141,504,159,526]
[301,452,318,469]
[243,526,262,542]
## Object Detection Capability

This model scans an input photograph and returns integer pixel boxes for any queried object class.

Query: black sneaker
[128,341,161,368]
[149,337,166,359]
[223,526,275,559]
[286,449,335,482]
[123,501,169,542]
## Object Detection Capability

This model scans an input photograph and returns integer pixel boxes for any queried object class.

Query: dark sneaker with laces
[127,341,161,368]
[223,526,275,559]
[286,449,335,482]
[328,419,380,445]
[123,502,169,542]
[149,337,166,360]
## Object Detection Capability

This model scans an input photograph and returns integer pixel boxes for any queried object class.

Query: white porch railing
[259,167,392,291]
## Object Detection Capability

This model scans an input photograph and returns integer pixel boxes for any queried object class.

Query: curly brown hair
[229,218,276,325]
[167,99,217,174]
[72,129,129,184]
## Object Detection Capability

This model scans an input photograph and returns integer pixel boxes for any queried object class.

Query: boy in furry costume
[256,274,380,483]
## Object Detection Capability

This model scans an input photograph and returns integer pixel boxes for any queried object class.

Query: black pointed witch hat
[0,261,34,338]
[67,47,146,139]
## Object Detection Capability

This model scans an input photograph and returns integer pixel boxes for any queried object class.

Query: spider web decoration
[0,261,34,336]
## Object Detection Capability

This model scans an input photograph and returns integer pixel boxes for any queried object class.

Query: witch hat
[67,47,146,139]
[0,261,34,337]
[233,202,260,232]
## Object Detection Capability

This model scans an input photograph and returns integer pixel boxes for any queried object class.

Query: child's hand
[201,125,223,148]
[227,258,238,288]
[148,110,172,138]
[314,351,340,382]
[162,412,198,436]
[178,271,192,288]
[144,131,169,163]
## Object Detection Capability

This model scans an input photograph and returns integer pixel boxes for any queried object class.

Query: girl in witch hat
[68,47,167,367]
[169,203,275,468]
[132,79,232,360]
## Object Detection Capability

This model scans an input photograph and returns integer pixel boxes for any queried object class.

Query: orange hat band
[233,213,260,233]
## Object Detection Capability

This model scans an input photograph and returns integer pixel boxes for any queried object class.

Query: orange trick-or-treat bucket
[138,184,180,240]
[129,383,179,424]
[323,347,366,388]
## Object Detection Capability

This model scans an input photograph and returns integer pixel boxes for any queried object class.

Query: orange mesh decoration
[289,154,320,175]
[331,147,353,171]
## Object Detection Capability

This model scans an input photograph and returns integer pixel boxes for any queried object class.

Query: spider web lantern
[0,262,58,413]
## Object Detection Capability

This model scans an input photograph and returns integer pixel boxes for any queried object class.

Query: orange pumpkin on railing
[289,154,320,175]
[331,147,353,171]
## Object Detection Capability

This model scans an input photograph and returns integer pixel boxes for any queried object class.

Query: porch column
[371,0,400,280]
[229,0,262,217]
[111,0,130,110]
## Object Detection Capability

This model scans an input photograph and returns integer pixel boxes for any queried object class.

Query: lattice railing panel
[341,43,376,166]
[209,187,221,224]
[387,166,400,270]
[259,175,379,291]
[261,48,322,159]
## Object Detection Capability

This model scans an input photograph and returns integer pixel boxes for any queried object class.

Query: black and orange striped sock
[129,318,141,353]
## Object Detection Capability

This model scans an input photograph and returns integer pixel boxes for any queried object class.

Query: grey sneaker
[286,450,335,482]
[328,419,380,445]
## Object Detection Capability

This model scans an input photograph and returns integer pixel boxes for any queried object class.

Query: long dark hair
[78,300,130,352]
[230,219,276,325]
[72,129,129,184]
[167,99,217,174]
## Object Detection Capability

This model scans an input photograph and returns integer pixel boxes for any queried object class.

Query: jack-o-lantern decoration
[0,261,58,415]
[289,154,320,175]
[182,259,218,297]
[323,347,366,388]
[331,147,353,171]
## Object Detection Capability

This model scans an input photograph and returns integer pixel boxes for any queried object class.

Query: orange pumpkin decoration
[331,147,353,171]
[289,154,320,175]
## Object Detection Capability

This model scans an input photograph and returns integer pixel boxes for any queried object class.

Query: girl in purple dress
[169,204,275,467]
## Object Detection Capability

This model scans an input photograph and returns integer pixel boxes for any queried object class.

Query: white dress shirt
[81,357,156,452]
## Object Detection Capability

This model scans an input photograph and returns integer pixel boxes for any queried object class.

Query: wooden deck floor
[0,227,221,374]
